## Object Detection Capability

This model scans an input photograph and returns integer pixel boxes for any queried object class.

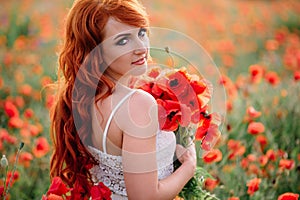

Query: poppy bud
[1,155,8,168]
[19,142,24,150]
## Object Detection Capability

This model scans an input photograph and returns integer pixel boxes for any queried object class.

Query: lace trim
[88,131,175,197]
[158,162,174,180]
[88,146,127,196]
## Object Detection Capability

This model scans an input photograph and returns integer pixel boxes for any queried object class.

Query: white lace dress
[88,90,176,199]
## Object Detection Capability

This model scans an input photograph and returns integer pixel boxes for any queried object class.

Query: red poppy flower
[8,116,24,129]
[197,79,213,109]
[157,99,191,131]
[247,122,265,135]
[247,154,257,162]
[246,178,261,196]
[203,149,222,163]
[197,113,222,150]
[247,106,261,119]
[157,99,180,131]
[266,149,276,161]
[137,81,153,96]
[275,30,286,44]
[204,178,219,191]
[24,108,34,118]
[15,96,25,108]
[152,81,175,100]
[20,128,31,137]
[228,197,240,200]
[90,182,112,200]
[19,84,33,96]
[227,139,241,151]
[248,164,260,176]
[47,177,70,196]
[19,152,33,168]
[4,101,19,118]
[32,137,50,158]
[249,64,264,83]
[256,135,268,149]
[226,100,233,112]
[41,76,53,87]
[46,94,55,109]
[277,149,287,158]
[167,71,190,97]
[147,67,160,78]
[29,124,41,136]
[190,79,206,95]
[47,193,64,200]
[195,116,211,141]
[279,159,295,170]
[0,186,4,197]
[0,128,17,144]
[240,158,248,169]
[3,52,13,66]
[228,145,246,160]
[294,71,300,81]
[201,124,221,151]
[259,155,269,166]
[177,86,200,112]
[219,75,238,99]
[7,135,18,145]
[71,181,86,199]
[0,77,3,89]
[265,39,279,51]
[227,140,246,160]
[0,128,9,141]
[278,192,299,200]
[6,171,19,186]
[265,71,280,86]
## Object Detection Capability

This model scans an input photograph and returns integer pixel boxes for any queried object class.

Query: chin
[130,64,147,76]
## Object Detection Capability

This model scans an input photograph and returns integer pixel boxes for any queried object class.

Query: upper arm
[116,90,160,199]
[117,90,159,139]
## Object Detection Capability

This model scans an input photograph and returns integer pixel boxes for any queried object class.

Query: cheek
[103,45,134,66]
[109,54,132,72]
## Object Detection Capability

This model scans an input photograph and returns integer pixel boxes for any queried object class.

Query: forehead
[103,17,139,40]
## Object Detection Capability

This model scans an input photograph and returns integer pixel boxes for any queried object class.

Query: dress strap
[102,90,136,154]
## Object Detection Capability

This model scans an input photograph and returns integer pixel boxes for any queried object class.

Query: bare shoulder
[116,89,158,138]
[130,89,157,110]
[128,89,158,125]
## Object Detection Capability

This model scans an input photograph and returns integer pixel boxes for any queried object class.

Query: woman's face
[101,17,149,81]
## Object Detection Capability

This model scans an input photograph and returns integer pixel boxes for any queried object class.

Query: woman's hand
[175,143,197,175]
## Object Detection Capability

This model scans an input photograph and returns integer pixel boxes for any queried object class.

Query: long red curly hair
[50,0,149,197]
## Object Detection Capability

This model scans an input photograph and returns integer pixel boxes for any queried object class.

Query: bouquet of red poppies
[132,65,221,151]
[42,177,111,200]
[132,64,222,199]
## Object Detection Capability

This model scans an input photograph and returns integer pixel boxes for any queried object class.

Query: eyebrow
[113,33,131,40]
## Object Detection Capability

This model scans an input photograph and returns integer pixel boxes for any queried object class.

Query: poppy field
[0,0,299,199]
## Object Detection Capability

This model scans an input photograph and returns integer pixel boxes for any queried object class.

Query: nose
[134,47,147,55]
[133,38,148,55]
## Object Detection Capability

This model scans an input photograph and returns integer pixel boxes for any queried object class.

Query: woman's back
[88,88,176,198]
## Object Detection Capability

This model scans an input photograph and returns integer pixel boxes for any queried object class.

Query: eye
[138,28,147,38]
[116,37,129,46]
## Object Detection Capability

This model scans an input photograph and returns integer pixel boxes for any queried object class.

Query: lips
[132,57,146,65]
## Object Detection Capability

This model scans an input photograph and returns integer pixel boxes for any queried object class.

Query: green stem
[2,166,8,199]
[4,143,23,199]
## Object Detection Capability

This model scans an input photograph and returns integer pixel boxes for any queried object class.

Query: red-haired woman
[50,0,196,199]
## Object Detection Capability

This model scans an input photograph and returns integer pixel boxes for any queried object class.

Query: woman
[50,0,196,199]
